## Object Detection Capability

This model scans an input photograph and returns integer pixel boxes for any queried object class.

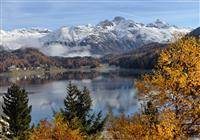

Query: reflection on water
[0,69,148,124]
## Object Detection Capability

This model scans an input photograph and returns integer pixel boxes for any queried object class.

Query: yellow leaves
[135,81,149,96]
[29,113,86,140]
[108,114,146,140]
[108,111,186,140]
[177,74,187,88]
[159,50,171,65]
[52,114,85,140]
[158,36,200,72]
[139,36,200,95]
[135,36,200,138]
[29,120,52,140]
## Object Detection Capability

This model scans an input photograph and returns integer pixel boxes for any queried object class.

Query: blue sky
[1,0,199,30]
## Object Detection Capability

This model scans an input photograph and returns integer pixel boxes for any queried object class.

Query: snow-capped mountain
[0,28,51,50]
[0,17,191,57]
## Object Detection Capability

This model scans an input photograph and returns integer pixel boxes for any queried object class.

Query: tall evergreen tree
[1,84,32,139]
[61,82,107,136]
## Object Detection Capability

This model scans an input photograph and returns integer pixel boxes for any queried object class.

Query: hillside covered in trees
[0,41,168,72]
[0,48,100,72]
[0,45,162,72]
[101,43,166,69]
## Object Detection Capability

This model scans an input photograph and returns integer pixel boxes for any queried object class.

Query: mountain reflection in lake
[0,69,148,124]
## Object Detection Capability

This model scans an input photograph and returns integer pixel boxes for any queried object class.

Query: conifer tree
[1,84,32,139]
[0,118,9,139]
[61,82,107,136]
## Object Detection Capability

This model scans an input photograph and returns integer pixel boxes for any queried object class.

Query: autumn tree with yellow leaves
[108,36,200,139]
[137,36,200,137]
[29,113,86,140]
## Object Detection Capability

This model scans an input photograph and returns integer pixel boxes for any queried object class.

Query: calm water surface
[0,69,148,124]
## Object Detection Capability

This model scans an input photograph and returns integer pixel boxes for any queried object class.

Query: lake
[0,69,148,124]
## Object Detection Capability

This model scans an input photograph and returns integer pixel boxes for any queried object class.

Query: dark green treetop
[1,84,32,140]
[61,82,107,136]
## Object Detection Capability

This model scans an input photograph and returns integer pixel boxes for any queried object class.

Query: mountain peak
[98,20,114,28]
[113,16,126,23]
[146,19,172,28]
[1,16,192,57]
[155,19,167,24]
[188,27,200,38]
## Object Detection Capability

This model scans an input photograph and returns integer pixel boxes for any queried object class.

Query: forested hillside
[102,43,167,69]
[0,48,100,72]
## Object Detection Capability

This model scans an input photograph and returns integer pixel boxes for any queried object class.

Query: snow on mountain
[147,19,173,28]
[0,28,51,50]
[0,17,191,57]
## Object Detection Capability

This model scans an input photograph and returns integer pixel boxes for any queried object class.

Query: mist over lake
[0,69,147,124]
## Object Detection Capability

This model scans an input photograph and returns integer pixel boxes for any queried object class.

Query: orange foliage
[108,36,200,139]
[29,114,86,140]
[136,36,200,138]
[108,111,183,140]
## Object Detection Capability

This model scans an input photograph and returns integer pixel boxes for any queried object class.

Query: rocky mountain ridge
[0,17,191,57]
